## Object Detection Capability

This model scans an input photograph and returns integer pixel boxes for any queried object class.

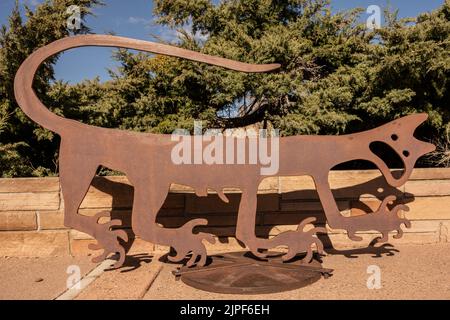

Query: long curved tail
[14,34,281,133]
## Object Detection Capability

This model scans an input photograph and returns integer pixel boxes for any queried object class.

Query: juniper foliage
[0,0,448,177]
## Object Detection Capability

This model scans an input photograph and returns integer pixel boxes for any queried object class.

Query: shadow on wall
[89,172,415,264]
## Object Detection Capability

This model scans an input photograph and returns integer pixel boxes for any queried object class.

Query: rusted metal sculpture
[14,35,436,270]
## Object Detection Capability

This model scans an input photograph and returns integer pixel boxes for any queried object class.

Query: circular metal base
[175,251,331,295]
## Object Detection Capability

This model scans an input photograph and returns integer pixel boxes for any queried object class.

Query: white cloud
[22,0,41,6]
[127,16,151,25]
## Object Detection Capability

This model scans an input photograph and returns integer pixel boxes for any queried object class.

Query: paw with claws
[346,195,411,243]
[167,219,215,268]
[88,211,129,268]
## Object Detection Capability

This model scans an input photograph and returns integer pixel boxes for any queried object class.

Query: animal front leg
[59,152,127,268]
[236,190,324,262]
[131,187,215,268]
[314,174,411,242]
[65,209,128,268]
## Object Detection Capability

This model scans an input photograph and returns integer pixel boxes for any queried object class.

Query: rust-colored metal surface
[173,251,332,294]
[14,35,436,271]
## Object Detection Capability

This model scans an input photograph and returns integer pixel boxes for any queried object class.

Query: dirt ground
[1,244,449,300]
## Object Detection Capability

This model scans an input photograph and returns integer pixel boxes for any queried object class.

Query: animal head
[365,113,435,187]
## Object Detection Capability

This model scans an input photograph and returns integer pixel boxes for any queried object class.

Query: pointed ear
[393,113,429,129]
[404,113,429,126]
[379,113,429,135]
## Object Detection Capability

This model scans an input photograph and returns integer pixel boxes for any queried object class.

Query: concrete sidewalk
[1,244,449,300]
[142,244,450,300]
[0,256,97,300]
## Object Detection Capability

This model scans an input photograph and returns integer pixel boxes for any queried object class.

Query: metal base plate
[173,251,332,295]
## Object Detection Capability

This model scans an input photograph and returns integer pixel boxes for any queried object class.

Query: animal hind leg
[59,150,128,268]
[235,187,268,258]
[131,181,215,267]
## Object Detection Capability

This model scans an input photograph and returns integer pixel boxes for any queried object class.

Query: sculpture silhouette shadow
[158,251,215,267]
[105,253,154,273]
[320,238,400,259]
[157,250,324,267]
[87,172,414,267]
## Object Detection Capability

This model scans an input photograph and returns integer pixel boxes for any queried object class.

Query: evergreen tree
[152,0,449,139]
[0,0,448,177]
[0,0,101,177]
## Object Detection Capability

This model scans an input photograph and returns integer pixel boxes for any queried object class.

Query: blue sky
[0,0,445,83]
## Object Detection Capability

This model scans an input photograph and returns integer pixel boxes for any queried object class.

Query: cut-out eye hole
[391,134,398,141]
[369,141,405,169]
[403,150,410,157]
